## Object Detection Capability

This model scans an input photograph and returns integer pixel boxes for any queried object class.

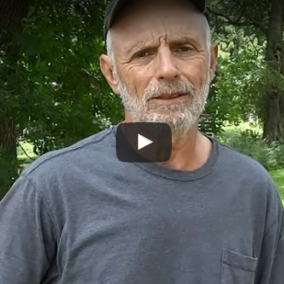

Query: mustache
[142,81,196,101]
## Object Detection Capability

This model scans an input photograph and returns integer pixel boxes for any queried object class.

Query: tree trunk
[263,0,284,142]
[0,119,18,198]
[0,0,31,29]
[0,0,31,197]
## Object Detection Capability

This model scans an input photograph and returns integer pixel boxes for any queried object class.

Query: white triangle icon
[138,134,153,150]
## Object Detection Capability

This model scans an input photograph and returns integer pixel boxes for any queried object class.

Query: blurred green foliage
[218,127,284,171]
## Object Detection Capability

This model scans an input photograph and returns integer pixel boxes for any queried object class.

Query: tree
[0,0,32,196]
[263,0,284,142]
[208,0,284,142]
[0,0,123,197]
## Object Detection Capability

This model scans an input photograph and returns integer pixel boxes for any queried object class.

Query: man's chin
[144,111,192,122]
[143,115,196,132]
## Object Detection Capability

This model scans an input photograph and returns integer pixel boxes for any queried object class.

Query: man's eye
[136,51,151,58]
[178,46,193,52]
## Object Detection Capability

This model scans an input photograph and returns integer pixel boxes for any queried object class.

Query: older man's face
[101,0,218,135]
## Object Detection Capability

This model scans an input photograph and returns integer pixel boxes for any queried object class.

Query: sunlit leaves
[1,0,122,155]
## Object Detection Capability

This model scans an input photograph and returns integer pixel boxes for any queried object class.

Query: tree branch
[207,7,267,36]
[249,20,267,36]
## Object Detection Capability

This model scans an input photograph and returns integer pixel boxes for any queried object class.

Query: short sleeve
[255,178,284,284]
[0,175,57,284]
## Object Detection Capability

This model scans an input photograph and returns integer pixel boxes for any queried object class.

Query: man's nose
[155,48,179,81]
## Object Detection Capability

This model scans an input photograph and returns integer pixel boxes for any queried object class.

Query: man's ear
[99,54,120,95]
[209,43,218,83]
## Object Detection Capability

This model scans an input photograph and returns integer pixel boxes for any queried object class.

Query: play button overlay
[116,122,172,163]
[138,134,153,150]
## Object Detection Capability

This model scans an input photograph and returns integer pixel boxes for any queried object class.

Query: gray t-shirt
[0,125,283,284]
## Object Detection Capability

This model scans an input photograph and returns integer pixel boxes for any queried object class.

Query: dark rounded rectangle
[116,122,172,163]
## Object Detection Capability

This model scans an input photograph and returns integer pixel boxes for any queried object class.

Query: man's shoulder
[217,140,272,182]
[216,140,281,206]
[22,126,115,178]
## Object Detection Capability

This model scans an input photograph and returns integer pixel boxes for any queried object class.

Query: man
[0,0,283,283]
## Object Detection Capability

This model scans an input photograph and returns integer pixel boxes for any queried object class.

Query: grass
[269,169,284,205]
[224,121,262,132]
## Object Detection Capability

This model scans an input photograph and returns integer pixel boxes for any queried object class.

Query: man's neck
[158,125,212,171]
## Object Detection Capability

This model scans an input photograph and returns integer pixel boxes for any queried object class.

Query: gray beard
[117,77,210,137]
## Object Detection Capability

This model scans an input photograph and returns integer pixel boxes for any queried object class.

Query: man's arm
[0,175,57,283]
[255,179,284,284]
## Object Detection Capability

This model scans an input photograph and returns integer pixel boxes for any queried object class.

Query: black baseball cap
[103,0,206,41]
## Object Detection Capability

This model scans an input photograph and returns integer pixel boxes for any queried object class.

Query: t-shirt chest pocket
[220,248,258,284]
